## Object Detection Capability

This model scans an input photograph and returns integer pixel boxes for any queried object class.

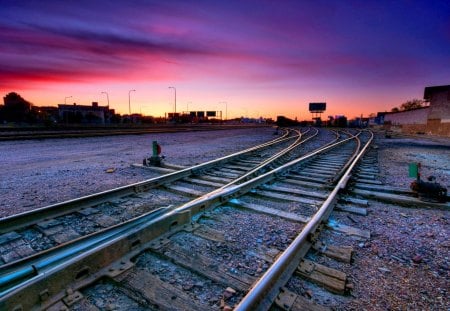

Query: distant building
[384,85,450,136]
[33,106,59,124]
[375,112,386,125]
[58,102,114,124]
[424,85,450,136]
[384,106,430,128]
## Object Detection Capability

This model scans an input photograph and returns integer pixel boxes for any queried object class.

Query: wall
[427,119,450,136]
[427,88,450,136]
[384,87,450,136]
[428,90,450,120]
[384,107,429,125]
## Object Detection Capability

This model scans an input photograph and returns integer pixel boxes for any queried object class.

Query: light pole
[128,89,136,115]
[168,86,176,114]
[101,91,109,109]
[64,96,72,105]
[220,101,227,120]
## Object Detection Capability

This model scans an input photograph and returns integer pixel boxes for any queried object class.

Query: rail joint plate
[275,287,297,310]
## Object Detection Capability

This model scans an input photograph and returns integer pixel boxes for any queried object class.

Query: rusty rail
[0,129,361,310]
[0,128,296,234]
[234,130,373,310]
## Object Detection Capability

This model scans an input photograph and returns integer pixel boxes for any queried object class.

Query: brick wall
[427,119,450,136]
[383,107,450,137]
[384,107,429,125]
[428,90,450,120]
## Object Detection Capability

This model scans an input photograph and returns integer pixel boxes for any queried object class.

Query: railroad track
[0,127,311,261]
[0,124,269,141]
[0,128,374,310]
[0,127,340,264]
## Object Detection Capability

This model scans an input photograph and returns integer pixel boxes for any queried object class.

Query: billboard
[309,102,326,112]
[206,111,216,117]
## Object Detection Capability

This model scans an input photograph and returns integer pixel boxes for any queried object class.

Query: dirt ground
[343,133,449,310]
[0,129,448,310]
[0,127,275,217]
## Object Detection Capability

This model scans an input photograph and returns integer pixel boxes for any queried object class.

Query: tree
[391,107,400,113]
[1,92,32,122]
[400,99,425,111]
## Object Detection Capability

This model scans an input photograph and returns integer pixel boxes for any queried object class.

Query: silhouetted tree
[389,98,426,113]
[1,92,32,122]
[400,99,425,111]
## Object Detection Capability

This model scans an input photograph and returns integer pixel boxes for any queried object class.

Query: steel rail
[234,130,373,311]
[0,125,304,291]
[0,128,306,292]
[0,205,171,295]
[0,128,305,278]
[209,127,319,190]
[0,129,360,306]
[0,127,296,233]
[219,127,314,187]
[172,130,360,217]
[0,124,272,141]
[330,130,362,183]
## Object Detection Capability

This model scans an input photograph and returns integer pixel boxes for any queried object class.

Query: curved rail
[0,128,295,233]
[0,129,369,310]
[0,128,320,289]
[235,130,373,310]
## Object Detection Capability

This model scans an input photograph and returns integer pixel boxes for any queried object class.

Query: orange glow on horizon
[1,2,447,121]
[3,81,424,121]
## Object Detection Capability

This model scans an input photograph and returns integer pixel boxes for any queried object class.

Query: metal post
[64,96,72,105]
[128,89,136,115]
[152,141,159,157]
[168,86,176,114]
[220,101,227,120]
[101,92,109,109]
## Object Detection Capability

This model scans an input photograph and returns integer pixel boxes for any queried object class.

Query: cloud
[1,0,449,92]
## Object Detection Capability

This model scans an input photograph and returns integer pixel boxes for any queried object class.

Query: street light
[168,86,176,114]
[220,101,227,120]
[101,91,109,109]
[64,96,72,105]
[128,89,136,115]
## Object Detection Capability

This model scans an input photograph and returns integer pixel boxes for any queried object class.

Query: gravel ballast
[0,129,448,309]
[307,134,449,310]
[0,127,275,217]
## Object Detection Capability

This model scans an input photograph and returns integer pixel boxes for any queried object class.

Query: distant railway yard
[0,127,448,310]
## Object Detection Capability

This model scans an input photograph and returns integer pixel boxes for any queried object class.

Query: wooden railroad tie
[275,287,330,311]
[296,259,348,295]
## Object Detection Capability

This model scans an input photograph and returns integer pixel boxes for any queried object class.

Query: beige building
[424,85,450,136]
[58,102,113,124]
[384,85,450,137]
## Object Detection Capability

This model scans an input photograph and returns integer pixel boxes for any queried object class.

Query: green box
[408,163,419,178]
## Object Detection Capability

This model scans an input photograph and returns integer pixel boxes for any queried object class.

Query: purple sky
[1,0,449,118]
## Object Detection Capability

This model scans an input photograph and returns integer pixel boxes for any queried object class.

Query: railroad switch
[409,163,447,202]
[143,140,164,167]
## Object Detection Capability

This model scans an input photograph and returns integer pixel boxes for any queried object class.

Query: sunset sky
[1,1,449,119]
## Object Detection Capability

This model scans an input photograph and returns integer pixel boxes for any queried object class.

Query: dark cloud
[1,0,449,88]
